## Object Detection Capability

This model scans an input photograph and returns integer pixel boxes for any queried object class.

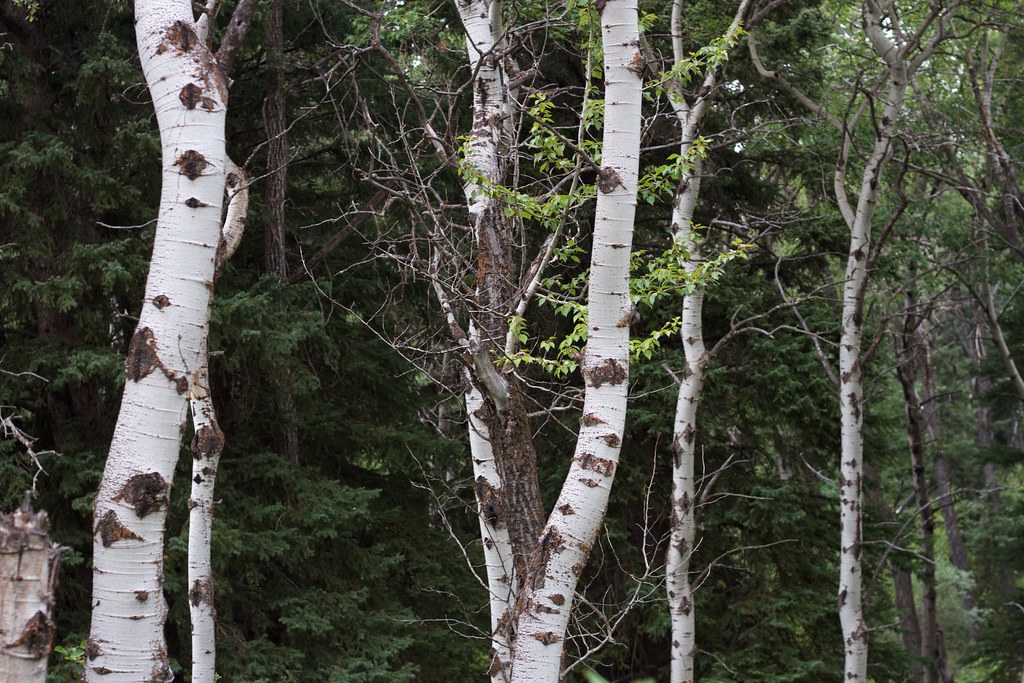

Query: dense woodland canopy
[0,0,1022,681]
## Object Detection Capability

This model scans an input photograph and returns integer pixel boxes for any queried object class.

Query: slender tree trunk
[264,0,288,283]
[837,5,909,680]
[187,158,247,683]
[508,2,641,680]
[0,494,61,683]
[894,290,939,683]
[454,2,545,677]
[467,382,514,681]
[663,5,748,679]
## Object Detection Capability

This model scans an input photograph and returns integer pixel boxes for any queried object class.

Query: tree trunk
[87,2,231,679]
[837,4,909,680]
[0,494,61,683]
[186,156,247,683]
[663,4,749,679]
[264,0,288,283]
[508,2,641,680]
[454,2,546,677]
[894,290,939,683]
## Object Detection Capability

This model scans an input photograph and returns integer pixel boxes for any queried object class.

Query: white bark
[468,382,515,682]
[87,2,227,680]
[837,4,908,681]
[187,160,247,683]
[0,495,61,683]
[664,4,748,680]
[508,2,641,680]
[455,5,518,680]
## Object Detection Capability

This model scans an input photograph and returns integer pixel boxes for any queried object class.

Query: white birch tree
[661,4,748,680]
[453,2,530,678]
[750,2,960,679]
[507,1,641,679]
[86,1,253,679]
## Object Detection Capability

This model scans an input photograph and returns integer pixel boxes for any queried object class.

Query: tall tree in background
[751,1,960,679]
[86,0,254,679]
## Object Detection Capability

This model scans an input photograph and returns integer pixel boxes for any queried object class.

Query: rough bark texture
[87,3,228,680]
[507,2,641,680]
[454,3,545,678]
[894,292,939,683]
[264,0,288,283]
[0,496,61,683]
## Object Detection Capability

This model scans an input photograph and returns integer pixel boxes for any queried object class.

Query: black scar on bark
[116,472,170,518]
[9,610,54,656]
[179,83,218,111]
[585,358,627,388]
[191,422,225,461]
[474,476,505,527]
[152,295,170,309]
[167,20,198,53]
[532,631,559,645]
[95,509,142,547]
[600,433,621,447]
[176,150,209,180]
[126,326,159,382]
[189,577,214,606]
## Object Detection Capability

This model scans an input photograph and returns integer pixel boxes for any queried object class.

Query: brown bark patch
[85,637,102,660]
[558,503,575,516]
[192,422,225,461]
[532,631,559,645]
[575,452,615,477]
[579,477,600,488]
[152,295,170,309]
[116,472,170,518]
[585,358,627,388]
[166,20,198,54]
[135,590,149,602]
[549,593,565,606]
[10,610,55,656]
[96,510,142,547]
[150,646,173,682]
[580,412,606,427]
[179,83,217,111]
[126,326,159,382]
[600,433,621,447]
[176,150,209,180]
[474,476,505,527]
[189,577,214,606]
[682,422,696,444]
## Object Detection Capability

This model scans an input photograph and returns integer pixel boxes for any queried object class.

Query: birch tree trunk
[507,2,641,680]
[0,494,61,683]
[836,5,910,679]
[663,4,748,680]
[87,2,230,679]
[187,160,247,683]
[454,3,543,678]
